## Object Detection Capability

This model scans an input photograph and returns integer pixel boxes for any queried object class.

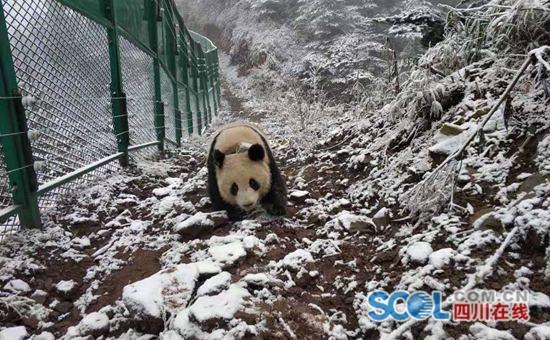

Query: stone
[54,301,73,314]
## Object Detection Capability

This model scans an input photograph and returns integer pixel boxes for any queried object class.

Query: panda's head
[213,144,271,212]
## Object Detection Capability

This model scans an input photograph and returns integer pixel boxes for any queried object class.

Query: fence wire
[2,0,119,228]
[119,35,158,159]
[0,0,219,240]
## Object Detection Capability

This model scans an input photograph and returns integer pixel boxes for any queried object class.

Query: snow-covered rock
[405,242,433,265]
[175,211,228,236]
[0,326,27,340]
[79,312,110,337]
[469,322,515,340]
[208,242,247,266]
[241,273,281,288]
[122,264,199,319]
[428,248,456,269]
[326,211,377,233]
[196,272,231,297]
[190,261,222,276]
[55,280,77,296]
[525,325,550,340]
[289,190,310,203]
[3,279,31,294]
[188,284,250,323]
[280,249,314,270]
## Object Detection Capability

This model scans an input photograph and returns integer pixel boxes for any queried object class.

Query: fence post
[0,7,41,228]
[191,43,202,135]
[208,54,219,114]
[103,0,129,166]
[148,0,164,152]
[180,35,193,136]
[198,50,211,124]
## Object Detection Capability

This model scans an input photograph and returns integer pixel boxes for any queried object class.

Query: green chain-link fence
[0,0,220,239]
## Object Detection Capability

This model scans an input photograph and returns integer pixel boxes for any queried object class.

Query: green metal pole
[103,0,129,166]
[198,50,210,125]
[208,53,218,114]
[148,0,164,152]
[191,43,202,135]
[180,37,193,136]
[0,3,41,228]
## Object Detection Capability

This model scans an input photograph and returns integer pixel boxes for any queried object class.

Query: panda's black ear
[248,144,265,161]
[213,149,225,168]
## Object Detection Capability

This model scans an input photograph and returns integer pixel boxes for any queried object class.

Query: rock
[122,264,199,320]
[405,242,433,265]
[54,301,73,314]
[327,211,377,233]
[187,285,250,327]
[55,280,78,299]
[174,211,228,238]
[372,208,390,228]
[33,332,55,340]
[31,289,48,305]
[21,316,40,330]
[79,312,109,337]
[472,212,501,231]
[196,272,231,297]
[280,249,314,271]
[439,123,465,136]
[241,273,281,289]
[428,248,456,269]
[0,326,27,340]
[208,242,247,267]
[191,261,222,277]
[289,190,309,203]
[3,279,31,295]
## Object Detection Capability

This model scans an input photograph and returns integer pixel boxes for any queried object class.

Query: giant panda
[207,122,287,220]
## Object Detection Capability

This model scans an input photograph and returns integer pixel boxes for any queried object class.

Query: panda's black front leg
[261,186,288,216]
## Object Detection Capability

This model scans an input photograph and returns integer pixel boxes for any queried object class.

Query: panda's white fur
[207,122,287,219]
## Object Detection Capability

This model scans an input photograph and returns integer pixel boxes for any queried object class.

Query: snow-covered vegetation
[1,0,549,339]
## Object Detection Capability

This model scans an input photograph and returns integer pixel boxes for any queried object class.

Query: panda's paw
[264,204,287,217]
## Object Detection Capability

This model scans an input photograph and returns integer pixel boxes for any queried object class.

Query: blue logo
[367,290,450,321]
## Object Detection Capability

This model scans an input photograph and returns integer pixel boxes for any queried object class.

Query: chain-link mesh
[119,35,158,159]
[0,145,18,240]
[2,0,119,217]
[178,88,191,137]
[161,69,177,146]
[0,0,219,240]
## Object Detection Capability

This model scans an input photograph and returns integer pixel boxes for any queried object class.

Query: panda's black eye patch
[230,183,238,196]
[250,178,260,191]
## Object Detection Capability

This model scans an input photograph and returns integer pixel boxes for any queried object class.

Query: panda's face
[214,144,271,212]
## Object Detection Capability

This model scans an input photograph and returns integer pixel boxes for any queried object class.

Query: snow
[208,242,247,266]
[3,279,31,294]
[79,312,109,336]
[0,326,27,340]
[196,271,232,296]
[122,264,199,319]
[525,325,550,340]
[55,280,76,293]
[405,242,433,265]
[469,322,515,340]
[188,284,250,323]
[326,211,377,233]
[279,249,314,270]
[428,248,455,269]
[175,212,217,232]
[241,273,281,288]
